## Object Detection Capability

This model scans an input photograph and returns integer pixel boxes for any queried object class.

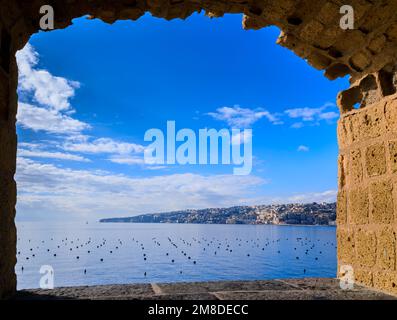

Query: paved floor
[15,278,396,300]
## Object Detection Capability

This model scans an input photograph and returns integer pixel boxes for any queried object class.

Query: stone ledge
[14,278,396,300]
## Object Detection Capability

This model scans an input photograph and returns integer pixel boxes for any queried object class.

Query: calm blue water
[16,222,337,289]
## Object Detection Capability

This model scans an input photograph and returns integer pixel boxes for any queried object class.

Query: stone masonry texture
[3,0,397,298]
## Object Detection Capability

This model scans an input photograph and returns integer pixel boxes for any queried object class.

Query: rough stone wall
[9,0,397,82]
[337,71,397,295]
[0,0,20,299]
[2,0,397,298]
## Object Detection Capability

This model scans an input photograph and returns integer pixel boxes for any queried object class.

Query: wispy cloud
[285,190,337,203]
[108,156,145,165]
[62,137,145,155]
[16,157,266,220]
[18,148,90,162]
[260,189,337,205]
[16,44,90,135]
[290,122,304,129]
[297,145,309,152]
[207,103,338,129]
[207,105,282,127]
[16,44,146,167]
[17,102,90,134]
[284,102,339,128]
[108,156,168,170]
[17,43,80,112]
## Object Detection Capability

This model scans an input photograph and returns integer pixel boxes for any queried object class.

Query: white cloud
[297,145,309,152]
[108,156,168,170]
[17,102,90,134]
[18,148,90,162]
[285,107,323,121]
[18,142,41,149]
[16,44,90,136]
[318,111,339,120]
[17,43,80,112]
[290,122,304,129]
[145,166,168,170]
[208,105,281,127]
[285,102,339,128]
[63,137,145,155]
[16,157,265,220]
[108,156,145,165]
[286,190,337,203]
[16,44,146,166]
[261,189,337,205]
[207,103,337,129]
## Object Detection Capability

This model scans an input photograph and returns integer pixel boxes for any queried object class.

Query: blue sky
[15,13,349,221]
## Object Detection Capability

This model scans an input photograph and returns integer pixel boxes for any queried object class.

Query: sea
[16,221,337,290]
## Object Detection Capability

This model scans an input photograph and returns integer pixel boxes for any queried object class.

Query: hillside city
[100,202,336,226]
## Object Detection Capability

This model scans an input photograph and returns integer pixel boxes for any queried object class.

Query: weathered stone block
[349,149,363,185]
[307,51,331,70]
[386,23,397,40]
[359,102,385,139]
[337,189,347,225]
[348,187,369,225]
[355,229,377,268]
[365,143,386,177]
[388,140,397,173]
[276,32,311,59]
[317,2,339,25]
[352,0,372,22]
[350,115,362,143]
[370,180,394,224]
[337,118,351,149]
[338,154,347,188]
[337,228,355,264]
[350,50,371,72]
[314,25,341,49]
[385,99,397,133]
[377,228,396,270]
[373,271,397,295]
[360,4,394,34]
[367,34,386,55]
[300,20,324,42]
[325,63,351,80]
[354,268,373,287]
[334,30,367,56]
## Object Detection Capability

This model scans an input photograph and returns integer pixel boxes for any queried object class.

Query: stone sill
[14,278,396,300]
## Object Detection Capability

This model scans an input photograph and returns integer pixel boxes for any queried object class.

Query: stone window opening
[2,0,397,299]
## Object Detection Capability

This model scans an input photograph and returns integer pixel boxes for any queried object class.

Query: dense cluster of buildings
[100,202,336,226]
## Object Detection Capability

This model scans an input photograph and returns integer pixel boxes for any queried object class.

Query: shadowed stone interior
[2,0,397,298]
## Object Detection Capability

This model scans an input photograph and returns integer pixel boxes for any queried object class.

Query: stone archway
[2,0,397,298]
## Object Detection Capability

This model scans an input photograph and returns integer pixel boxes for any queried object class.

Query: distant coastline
[100,202,336,226]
